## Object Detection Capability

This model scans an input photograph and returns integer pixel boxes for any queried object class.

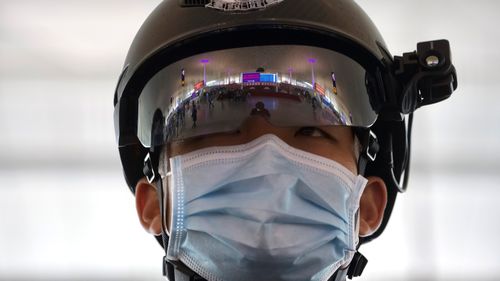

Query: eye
[296,127,332,139]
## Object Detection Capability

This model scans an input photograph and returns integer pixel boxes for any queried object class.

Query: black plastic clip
[143,153,155,183]
[355,129,380,176]
[365,130,379,162]
[162,256,169,277]
[347,252,368,279]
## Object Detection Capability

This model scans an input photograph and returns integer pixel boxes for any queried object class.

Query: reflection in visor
[139,45,377,147]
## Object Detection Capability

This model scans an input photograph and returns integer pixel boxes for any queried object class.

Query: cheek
[321,148,358,174]
[289,140,358,174]
[168,134,244,156]
[169,131,358,174]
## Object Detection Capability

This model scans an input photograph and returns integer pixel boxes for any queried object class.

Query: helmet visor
[138,45,379,147]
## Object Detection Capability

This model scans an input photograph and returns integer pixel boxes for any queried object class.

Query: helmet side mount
[394,39,458,114]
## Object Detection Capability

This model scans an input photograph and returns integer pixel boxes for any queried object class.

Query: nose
[238,115,292,144]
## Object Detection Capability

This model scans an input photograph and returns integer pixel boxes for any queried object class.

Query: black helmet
[114,0,457,279]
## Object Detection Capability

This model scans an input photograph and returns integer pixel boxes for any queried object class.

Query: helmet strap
[346,251,368,279]
[163,256,205,281]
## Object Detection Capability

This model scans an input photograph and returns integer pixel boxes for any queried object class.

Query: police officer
[113,1,458,280]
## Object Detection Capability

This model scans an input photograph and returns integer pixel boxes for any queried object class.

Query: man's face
[135,115,387,239]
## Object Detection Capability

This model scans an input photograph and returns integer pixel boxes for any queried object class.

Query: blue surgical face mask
[159,134,367,281]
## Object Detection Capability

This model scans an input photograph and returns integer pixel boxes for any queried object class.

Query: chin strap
[162,251,368,281]
[163,257,205,281]
[346,252,368,279]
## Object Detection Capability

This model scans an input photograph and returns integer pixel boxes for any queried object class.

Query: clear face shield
[136,45,380,148]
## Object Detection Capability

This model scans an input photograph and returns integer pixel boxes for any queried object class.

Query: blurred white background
[0,0,499,280]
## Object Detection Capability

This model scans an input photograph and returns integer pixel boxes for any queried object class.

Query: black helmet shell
[116,0,390,103]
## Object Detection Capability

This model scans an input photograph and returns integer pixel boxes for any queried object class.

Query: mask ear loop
[156,175,173,278]
[339,208,368,280]
[154,147,205,281]
[153,146,173,279]
[142,144,173,278]
[339,129,376,280]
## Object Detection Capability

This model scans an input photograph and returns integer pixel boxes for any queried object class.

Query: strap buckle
[143,153,155,183]
[347,252,368,279]
[365,130,379,162]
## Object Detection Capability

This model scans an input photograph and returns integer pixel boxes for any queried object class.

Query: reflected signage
[194,80,204,90]
[242,72,277,83]
[242,72,261,83]
[314,82,325,96]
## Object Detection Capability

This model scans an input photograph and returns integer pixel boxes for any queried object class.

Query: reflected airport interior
[162,82,349,143]
[139,45,377,146]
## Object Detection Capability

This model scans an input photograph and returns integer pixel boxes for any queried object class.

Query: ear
[359,176,387,237]
[135,177,162,235]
